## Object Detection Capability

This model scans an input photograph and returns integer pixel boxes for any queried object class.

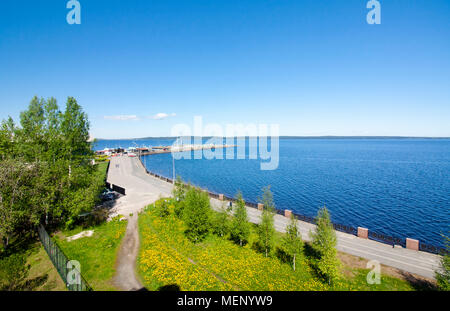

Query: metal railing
[37,225,92,291]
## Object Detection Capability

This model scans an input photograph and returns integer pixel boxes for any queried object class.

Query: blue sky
[1,0,449,138]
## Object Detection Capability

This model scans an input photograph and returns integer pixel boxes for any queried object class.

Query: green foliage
[257,187,275,257]
[174,200,186,219]
[310,206,341,285]
[257,209,275,257]
[0,96,99,243]
[260,185,275,212]
[172,175,187,202]
[436,235,450,291]
[283,214,303,271]
[212,202,230,238]
[183,187,211,243]
[173,176,188,218]
[230,192,250,246]
[0,158,43,248]
[155,199,171,218]
[0,253,30,291]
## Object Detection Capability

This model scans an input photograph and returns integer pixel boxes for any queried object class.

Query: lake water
[94,138,450,247]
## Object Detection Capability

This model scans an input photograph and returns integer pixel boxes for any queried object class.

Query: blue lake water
[94,138,450,247]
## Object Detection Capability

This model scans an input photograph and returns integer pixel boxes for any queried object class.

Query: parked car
[101,189,115,201]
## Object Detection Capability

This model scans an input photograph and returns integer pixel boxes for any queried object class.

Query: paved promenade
[107,155,441,281]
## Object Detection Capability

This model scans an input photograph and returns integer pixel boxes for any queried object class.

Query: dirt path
[107,156,172,291]
[113,213,143,291]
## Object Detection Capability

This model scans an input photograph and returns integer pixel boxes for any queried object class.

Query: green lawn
[24,161,125,291]
[25,242,67,291]
[138,198,418,291]
[54,217,127,291]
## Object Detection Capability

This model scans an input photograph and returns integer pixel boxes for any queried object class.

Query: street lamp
[172,155,175,184]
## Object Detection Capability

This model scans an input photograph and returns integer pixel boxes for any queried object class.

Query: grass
[54,217,127,291]
[137,198,420,291]
[95,161,109,184]
[0,235,67,291]
[1,158,118,291]
[25,242,67,291]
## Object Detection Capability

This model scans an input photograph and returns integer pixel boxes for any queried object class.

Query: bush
[155,199,171,218]
[174,200,185,219]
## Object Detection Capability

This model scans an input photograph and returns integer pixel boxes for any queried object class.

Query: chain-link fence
[37,224,92,291]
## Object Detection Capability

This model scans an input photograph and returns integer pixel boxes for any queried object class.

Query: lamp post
[172,155,175,184]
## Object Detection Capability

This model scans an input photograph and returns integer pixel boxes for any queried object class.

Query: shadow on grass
[275,247,291,264]
[398,270,438,291]
[0,232,38,260]
[22,274,49,291]
[302,242,327,282]
[158,284,180,291]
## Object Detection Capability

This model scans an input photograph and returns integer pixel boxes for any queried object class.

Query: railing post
[406,238,419,251]
[357,227,369,239]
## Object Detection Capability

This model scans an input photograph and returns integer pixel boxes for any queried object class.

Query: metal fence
[37,225,92,291]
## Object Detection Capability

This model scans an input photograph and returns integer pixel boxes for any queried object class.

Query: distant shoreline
[94,136,450,141]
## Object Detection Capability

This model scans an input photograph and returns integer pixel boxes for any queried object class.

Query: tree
[173,176,187,218]
[0,158,43,248]
[436,235,450,291]
[257,186,275,257]
[173,175,187,202]
[309,206,341,285]
[283,214,303,271]
[183,187,211,243]
[230,192,250,246]
[19,96,46,162]
[212,202,230,238]
[1,96,101,239]
[0,117,17,159]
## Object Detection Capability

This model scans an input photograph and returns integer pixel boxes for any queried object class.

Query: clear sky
[1,0,449,138]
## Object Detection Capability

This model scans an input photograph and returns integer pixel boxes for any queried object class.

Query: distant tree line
[0,96,101,250]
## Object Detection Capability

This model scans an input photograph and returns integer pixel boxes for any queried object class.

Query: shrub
[155,199,170,218]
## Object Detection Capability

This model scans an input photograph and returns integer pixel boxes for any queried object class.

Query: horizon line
[93,135,450,141]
